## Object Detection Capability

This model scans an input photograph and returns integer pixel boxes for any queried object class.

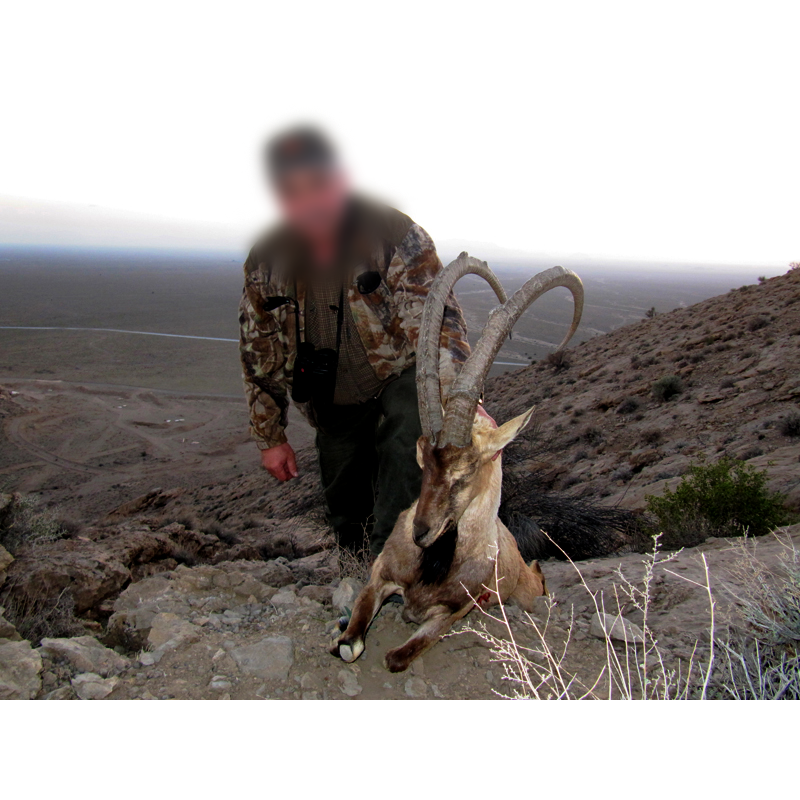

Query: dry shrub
[545,350,570,372]
[1,588,85,646]
[456,531,800,700]
[715,534,800,699]
[747,315,770,332]
[652,375,684,402]
[176,513,198,530]
[455,535,714,700]
[615,396,641,415]
[779,410,800,438]
[641,428,663,445]
[335,543,373,586]
[0,494,69,555]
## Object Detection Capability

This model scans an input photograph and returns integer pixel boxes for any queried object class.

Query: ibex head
[412,252,584,549]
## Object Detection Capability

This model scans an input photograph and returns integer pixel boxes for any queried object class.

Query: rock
[0,606,20,640]
[138,651,162,667]
[3,538,130,614]
[333,577,363,613]
[108,560,295,647]
[629,449,661,472]
[43,685,76,700]
[270,586,298,606]
[0,639,42,699]
[298,585,333,605]
[404,677,428,698]
[230,636,294,681]
[290,551,338,583]
[246,521,328,560]
[589,612,645,644]
[697,390,726,404]
[338,668,362,697]
[104,488,183,520]
[208,676,233,692]
[71,672,119,700]
[147,613,200,651]
[300,671,323,692]
[39,635,130,677]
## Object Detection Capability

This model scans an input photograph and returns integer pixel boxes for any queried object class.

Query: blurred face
[273,166,349,242]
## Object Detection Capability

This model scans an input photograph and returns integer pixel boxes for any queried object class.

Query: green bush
[645,457,792,548]
[652,374,684,402]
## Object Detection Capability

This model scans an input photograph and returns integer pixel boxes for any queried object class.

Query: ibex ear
[480,406,535,457]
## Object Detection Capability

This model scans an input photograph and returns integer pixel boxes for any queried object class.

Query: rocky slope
[486,267,800,512]
[3,522,798,700]
[1,266,799,700]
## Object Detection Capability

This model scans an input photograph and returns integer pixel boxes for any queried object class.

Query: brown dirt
[2,266,799,699]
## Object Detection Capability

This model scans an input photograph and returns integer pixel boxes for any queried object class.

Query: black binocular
[291,341,338,405]
[263,272,381,407]
[263,292,343,407]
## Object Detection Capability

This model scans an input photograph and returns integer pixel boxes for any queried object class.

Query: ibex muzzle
[411,440,476,547]
[330,252,584,672]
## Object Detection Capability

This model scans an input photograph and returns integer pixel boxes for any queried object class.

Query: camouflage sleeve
[239,252,290,450]
[386,224,471,392]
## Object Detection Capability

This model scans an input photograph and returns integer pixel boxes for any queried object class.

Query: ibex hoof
[383,649,410,673]
[338,639,364,663]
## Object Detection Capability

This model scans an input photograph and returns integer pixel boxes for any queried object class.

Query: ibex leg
[383,604,469,673]
[331,575,400,663]
[509,559,547,611]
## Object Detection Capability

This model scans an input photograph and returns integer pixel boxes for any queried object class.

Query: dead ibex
[330,252,584,672]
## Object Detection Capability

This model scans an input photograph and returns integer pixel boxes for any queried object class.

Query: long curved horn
[439,266,584,448]
[417,252,507,444]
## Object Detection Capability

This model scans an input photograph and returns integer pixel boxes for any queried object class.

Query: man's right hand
[260,442,299,482]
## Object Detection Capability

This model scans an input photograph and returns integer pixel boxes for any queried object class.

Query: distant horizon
[0,238,789,280]
[6,191,792,272]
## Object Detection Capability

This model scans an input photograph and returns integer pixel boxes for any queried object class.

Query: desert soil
[1,266,798,700]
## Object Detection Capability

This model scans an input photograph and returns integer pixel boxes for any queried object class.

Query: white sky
[1,1,798,266]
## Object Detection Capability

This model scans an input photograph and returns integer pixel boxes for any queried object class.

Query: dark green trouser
[314,366,422,555]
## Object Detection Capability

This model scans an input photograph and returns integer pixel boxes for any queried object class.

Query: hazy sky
[1,2,798,266]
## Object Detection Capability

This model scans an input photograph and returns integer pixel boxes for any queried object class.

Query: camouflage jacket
[239,199,470,450]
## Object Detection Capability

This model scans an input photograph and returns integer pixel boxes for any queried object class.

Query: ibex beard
[330,408,547,673]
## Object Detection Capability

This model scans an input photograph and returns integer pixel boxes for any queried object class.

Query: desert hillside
[487,267,800,513]
[1,266,799,700]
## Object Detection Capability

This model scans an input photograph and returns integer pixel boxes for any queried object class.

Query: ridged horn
[439,265,584,448]
[417,252,507,444]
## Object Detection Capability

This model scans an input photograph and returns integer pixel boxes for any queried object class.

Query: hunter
[239,127,488,554]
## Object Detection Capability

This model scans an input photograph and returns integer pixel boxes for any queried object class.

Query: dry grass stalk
[455,533,716,700]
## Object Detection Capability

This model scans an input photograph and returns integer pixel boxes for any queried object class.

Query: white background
[1,1,797,762]
[1,1,798,265]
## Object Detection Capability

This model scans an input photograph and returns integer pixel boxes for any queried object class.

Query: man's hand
[261,442,299,482]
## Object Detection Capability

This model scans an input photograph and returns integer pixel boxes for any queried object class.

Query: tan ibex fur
[330,253,583,672]
[331,408,546,672]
